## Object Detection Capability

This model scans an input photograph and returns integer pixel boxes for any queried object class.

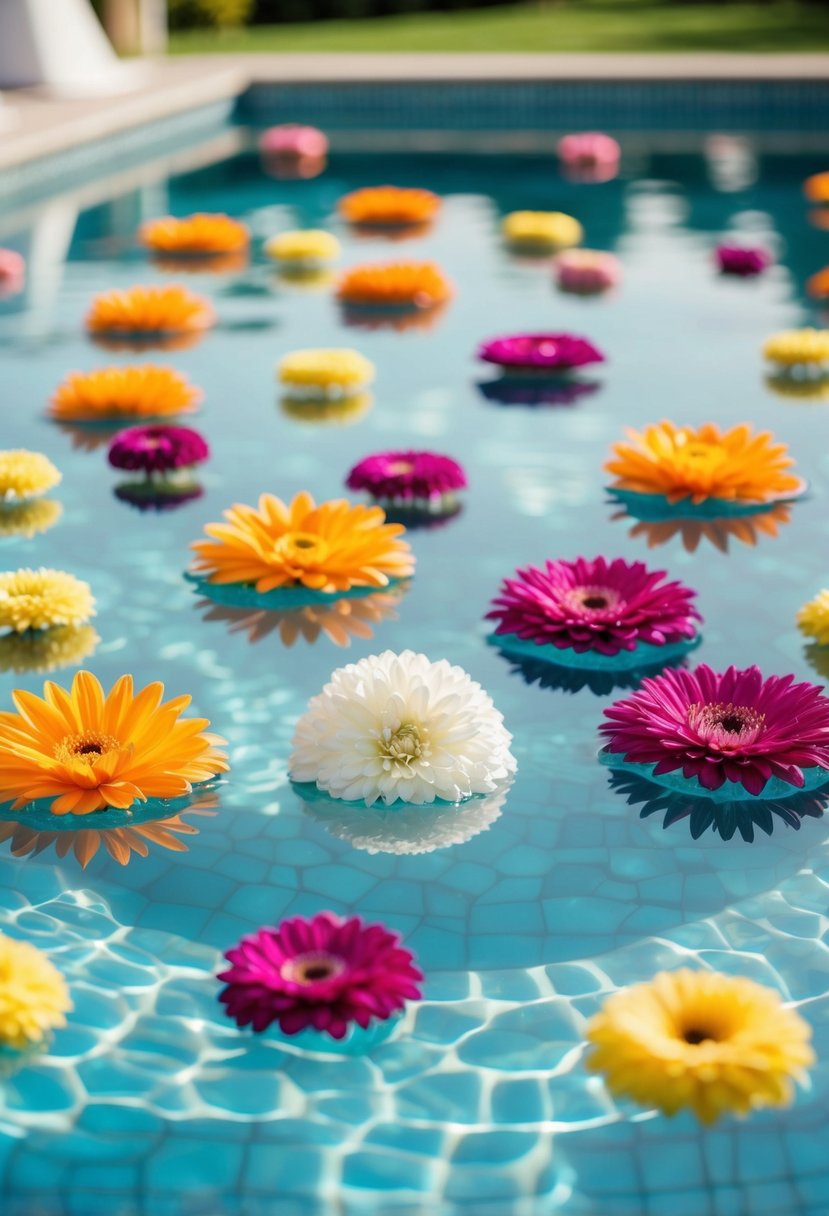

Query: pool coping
[0,52,828,173]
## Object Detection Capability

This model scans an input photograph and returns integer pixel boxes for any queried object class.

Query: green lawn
[168,0,829,54]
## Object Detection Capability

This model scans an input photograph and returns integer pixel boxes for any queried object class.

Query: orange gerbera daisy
[806,267,829,300]
[804,171,829,203]
[49,365,202,423]
[606,421,805,506]
[86,285,216,345]
[191,491,414,595]
[337,262,452,311]
[0,671,228,817]
[140,213,250,257]
[338,186,440,229]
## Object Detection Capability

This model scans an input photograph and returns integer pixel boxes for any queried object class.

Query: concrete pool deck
[0,52,828,173]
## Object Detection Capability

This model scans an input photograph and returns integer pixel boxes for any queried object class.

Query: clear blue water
[1,126,829,1216]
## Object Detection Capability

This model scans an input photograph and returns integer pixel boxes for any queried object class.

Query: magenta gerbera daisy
[108,424,209,476]
[217,912,423,1040]
[487,556,700,658]
[477,333,605,372]
[601,664,829,796]
[346,450,467,509]
[715,245,771,277]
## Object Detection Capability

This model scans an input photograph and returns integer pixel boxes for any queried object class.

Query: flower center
[564,584,621,616]
[687,701,766,750]
[388,460,415,475]
[379,722,425,767]
[274,531,330,565]
[54,730,120,765]
[682,1027,717,1045]
[281,951,345,986]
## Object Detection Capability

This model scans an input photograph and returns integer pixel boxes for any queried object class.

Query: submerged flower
[339,186,440,228]
[555,249,620,294]
[606,420,805,506]
[804,171,829,203]
[0,569,95,634]
[502,211,583,250]
[346,451,467,508]
[806,266,829,300]
[140,213,249,256]
[601,663,829,795]
[86,285,216,340]
[0,624,99,675]
[0,500,62,540]
[290,649,516,806]
[0,450,61,503]
[50,365,203,423]
[0,934,72,1050]
[337,262,452,311]
[797,589,829,646]
[488,556,699,657]
[763,328,829,369]
[586,969,814,1124]
[191,491,414,595]
[265,230,340,266]
[219,912,422,1040]
[715,244,771,276]
[0,670,228,816]
[278,348,374,401]
[108,425,209,476]
[478,332,605,372]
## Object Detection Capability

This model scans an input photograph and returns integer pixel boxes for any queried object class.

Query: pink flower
[488,556,700,657]
[346,450,467,505]
[218,912,423,1039]
[557,132,621,181]
[715,245,772,277]
[601,664,829,796]
[258,124,329,158]
[477,333,605,372]
[556,250,621,295]
[0,249,25,298]
[108,425,209,476]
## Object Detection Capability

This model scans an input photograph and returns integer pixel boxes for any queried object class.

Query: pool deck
[0,52,827,173]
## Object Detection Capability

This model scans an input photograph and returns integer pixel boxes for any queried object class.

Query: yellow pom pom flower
[265,230,340,267]
[0,624,99,675]
[586,969,814,1125]
[140,213,249,256]
[0,499,62,540]
[0,569,95,634]
[0,933,72,1051]
[763,328,829,370]
[278,348,375,401]
[50,365,202,423]
[798,589,829,645]
[502,210,583,250]
[0,450,61,503]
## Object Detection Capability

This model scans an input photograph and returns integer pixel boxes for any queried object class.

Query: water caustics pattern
[1,132,829,1216]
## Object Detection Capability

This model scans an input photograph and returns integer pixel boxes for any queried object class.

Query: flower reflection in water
[476,376,602,408]
[492,646,691,698]
[609,493,792,554]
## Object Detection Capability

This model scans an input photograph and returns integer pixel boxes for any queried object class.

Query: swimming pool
[1,92,829,1216]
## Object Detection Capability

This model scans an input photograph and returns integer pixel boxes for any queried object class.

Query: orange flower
[140,214,249,256]
[337,262,452,311]
[804,171,829,203]
[50,365,202,423]
[0,671,228,817]
[615,503,792,554]
[339,186,440,228]
[606,420,804,506]
[196,586,406,647]
[807,267,829,300]
[86,285,216,341]
[191,491,414,594]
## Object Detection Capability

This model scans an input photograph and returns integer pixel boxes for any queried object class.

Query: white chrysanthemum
[290,649,516,807]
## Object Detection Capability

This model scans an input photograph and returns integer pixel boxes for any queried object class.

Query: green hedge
[168,0,254,28]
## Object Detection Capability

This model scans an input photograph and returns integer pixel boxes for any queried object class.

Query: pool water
[1,129,829,1216]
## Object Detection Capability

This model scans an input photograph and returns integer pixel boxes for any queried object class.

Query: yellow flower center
[282,952,345,985]
[54,730,120,765]
[274,531,330,566]
[379,722,425,767]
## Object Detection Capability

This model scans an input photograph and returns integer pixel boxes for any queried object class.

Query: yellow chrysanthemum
[191,490,414,594]
[606,420,804,506]
[0,670,228,817]
[0,500,62,540]
[140,213,249,256]
[502,211,583,249]
[763,328,829,369]
[265,230,340,265]
[50,365,203,423]
[0,569,95,634]
[797,589,829,645]
[0,624,99,675]
[0,450,61,503]
[338,186,440,227]
[0,933,72,1050]
[586,969,814,1125]
[86,285,216,339]
[278,349,375,400]
[280,393,374,427]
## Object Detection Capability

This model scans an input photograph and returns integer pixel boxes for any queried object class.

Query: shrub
[168,0,255,29]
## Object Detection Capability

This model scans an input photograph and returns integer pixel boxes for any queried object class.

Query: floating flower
[0,569,94,634]
[346,451,467,510]
[0,500,62,540]
[804,171,829,203]
[478,332,605,372]
[555,249,620,294]
[265,230,340,268]
[763,328,829,370]
[0,249,25,297]
[0,933,72,1051]
[0,670,228,816]
[488,557,699,659]
[806,266,829,300]
[278,348,374,401]
[606,421,805,507]
[614,500,792,555]
[108,425,209,476]
[86,285,216,344]
[557,132,621,181]
[715,244,771,276]
[586,969,814,1124]
[290,649,516,806]
[259,124,329,159]
[601,664,829,796]
[191,491,414,596]
[338,186,440,229]
[219,911,422,1040]
[50,365,203,424]
[797,589,829,646]
[279,393,373,427]
[337,261,452,311]
[0,624,99,675]
[196,585,406,649]
[140,213,249,258]
[0,450,61,505]
[502,211,583,250]
[114,479,203,513]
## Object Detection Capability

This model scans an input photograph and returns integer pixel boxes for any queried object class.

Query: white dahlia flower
[290,649,516,806]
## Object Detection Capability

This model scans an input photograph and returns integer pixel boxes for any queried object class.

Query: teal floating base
[488,631,701,672]
[186,574,404,611]
[599,749,829,801]
[608,487,806,521]
[0,780,222,834]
